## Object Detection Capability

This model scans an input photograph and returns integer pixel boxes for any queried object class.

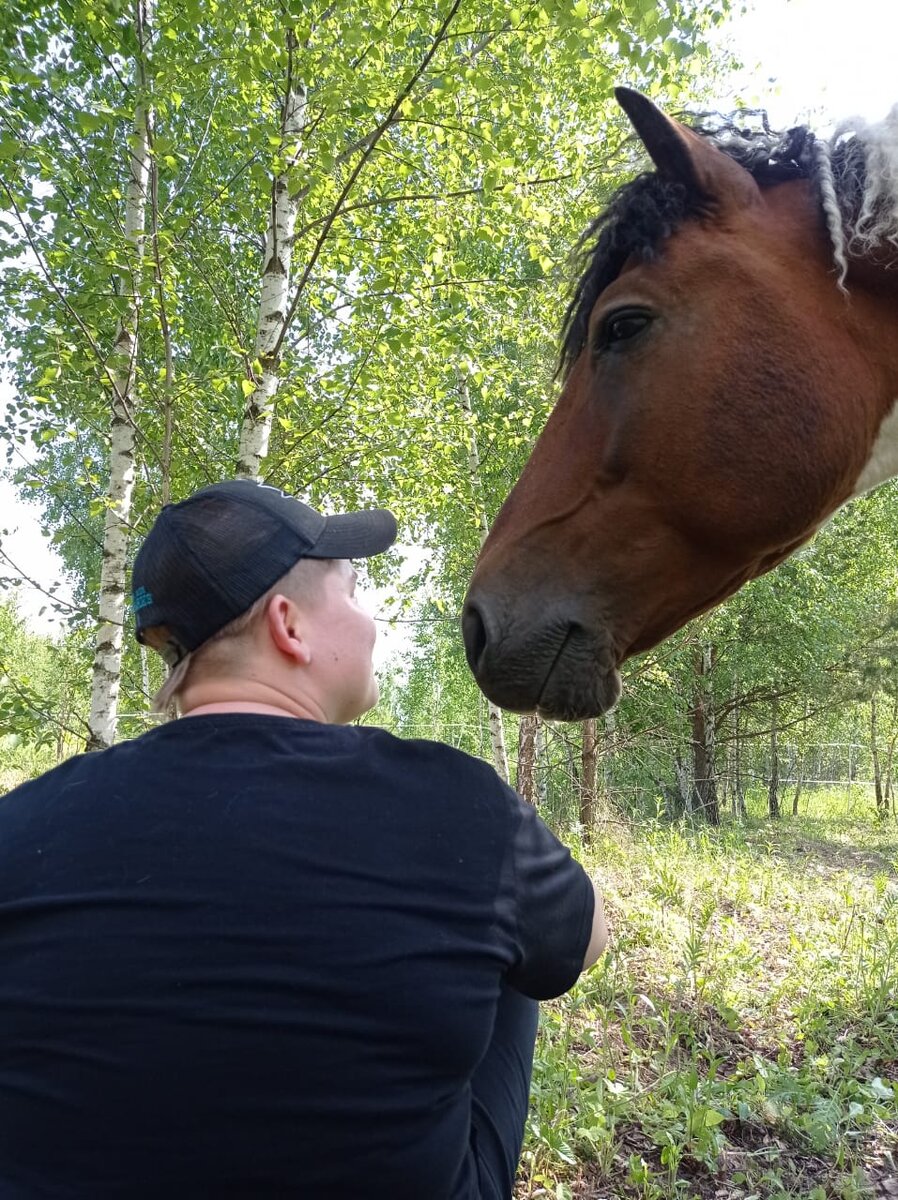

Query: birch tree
[86,0,153,750]
[689,643,719,825]
[580,717,597,835]
[235,40,306,480]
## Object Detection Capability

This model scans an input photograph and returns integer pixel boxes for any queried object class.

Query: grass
[519,790,898,1200]
[0,748,57,795]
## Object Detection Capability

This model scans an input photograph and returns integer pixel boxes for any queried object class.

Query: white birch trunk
[139,642,150,706]
[86,0,153,751]
[486,701,509,783]
[534,718,548,806]
[235,80,306,479]
[460,380,509,783]
[702,642,716,766]
[675,752,693,816]
[603,708,616,805]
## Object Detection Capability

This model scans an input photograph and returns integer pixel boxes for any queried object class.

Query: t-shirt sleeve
[502,791,595,1001]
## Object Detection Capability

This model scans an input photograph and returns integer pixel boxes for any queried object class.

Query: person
[0,478,608,1199]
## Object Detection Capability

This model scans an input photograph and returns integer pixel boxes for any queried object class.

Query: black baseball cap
[132,479,397,667]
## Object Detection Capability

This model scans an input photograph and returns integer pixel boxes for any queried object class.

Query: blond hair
[150,558,331,714]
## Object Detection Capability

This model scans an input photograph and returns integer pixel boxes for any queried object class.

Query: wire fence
[10,702,894,829]
[53,710,895,791]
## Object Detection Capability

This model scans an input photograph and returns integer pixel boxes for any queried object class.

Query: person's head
[132,480,397,723]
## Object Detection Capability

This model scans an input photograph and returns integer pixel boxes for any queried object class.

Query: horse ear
[615,87,759,211]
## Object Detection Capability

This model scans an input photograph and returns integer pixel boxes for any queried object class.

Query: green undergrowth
[519,797,898,1200]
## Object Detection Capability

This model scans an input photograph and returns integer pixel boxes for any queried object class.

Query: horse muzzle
[461,593,622,720]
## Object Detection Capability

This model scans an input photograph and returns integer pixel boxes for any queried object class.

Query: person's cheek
[358,604,377,652]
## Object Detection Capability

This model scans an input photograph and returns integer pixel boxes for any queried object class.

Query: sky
[709,0,896,130]
[2,0,896,661]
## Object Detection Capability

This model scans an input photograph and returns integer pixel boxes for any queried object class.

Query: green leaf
[76,111,107,134]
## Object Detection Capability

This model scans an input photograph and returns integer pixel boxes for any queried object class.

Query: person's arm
[502,792,608,1000]
[582,881,608,970]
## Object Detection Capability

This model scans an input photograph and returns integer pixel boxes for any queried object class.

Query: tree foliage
[0,0,733,739]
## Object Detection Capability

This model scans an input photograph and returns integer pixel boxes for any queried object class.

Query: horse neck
[848,240,898,296]
[846,248,898,496]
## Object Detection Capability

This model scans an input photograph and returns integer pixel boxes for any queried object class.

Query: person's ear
[265,593,312,665]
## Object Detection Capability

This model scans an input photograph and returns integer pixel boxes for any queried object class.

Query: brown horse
[463,88,898,720]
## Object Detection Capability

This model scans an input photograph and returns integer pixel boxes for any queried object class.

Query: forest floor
[517,790,898,1200]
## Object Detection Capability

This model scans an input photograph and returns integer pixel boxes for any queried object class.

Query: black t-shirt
[0,716,594,1199]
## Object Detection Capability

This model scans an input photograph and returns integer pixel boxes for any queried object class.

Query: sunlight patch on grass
[520,803,898,1199]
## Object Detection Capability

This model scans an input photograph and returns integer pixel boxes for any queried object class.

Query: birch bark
[871,693,887,818]
[731,684,747,817]
[603,709,617,809]
[768,695,781,819]
[86,0,153,751]
[580,717,597,837]
[689,643,720,825]
[236,54,306,480]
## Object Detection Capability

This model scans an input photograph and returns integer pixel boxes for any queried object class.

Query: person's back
[0,716,592,1198]
[0,480,606,1198]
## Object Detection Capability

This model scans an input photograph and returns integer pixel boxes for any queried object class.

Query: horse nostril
[462,601,488,673]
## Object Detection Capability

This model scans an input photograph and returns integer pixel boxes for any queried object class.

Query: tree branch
[272,0,465,361]
[294,171,575,237]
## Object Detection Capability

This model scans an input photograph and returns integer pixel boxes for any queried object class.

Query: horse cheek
[694,348,858,550]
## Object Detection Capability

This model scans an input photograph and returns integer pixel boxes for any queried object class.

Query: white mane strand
[824,104,898,282]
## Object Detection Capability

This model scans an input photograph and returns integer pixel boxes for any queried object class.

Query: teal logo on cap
[133,586,154,612]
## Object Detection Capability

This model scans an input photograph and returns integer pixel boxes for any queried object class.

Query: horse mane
[559,103,898,379]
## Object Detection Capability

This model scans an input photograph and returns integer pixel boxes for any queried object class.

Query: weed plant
[519,790,898,1199]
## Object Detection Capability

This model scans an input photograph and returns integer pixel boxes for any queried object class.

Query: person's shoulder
[357,723,492,768]
[0,721,172,809]
[0,750,91,809]
[355,724,515,800]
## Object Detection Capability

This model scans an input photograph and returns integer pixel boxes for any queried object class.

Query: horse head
[463,88,898,720]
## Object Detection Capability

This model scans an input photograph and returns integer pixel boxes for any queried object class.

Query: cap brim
[309,509,398,559]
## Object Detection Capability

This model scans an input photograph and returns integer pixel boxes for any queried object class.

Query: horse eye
[597,308,652,352]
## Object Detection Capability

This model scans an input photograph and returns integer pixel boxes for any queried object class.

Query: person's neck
[185,700,308,719]
[180,677,328,723]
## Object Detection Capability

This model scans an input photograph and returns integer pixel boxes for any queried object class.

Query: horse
[462,87,898,721]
